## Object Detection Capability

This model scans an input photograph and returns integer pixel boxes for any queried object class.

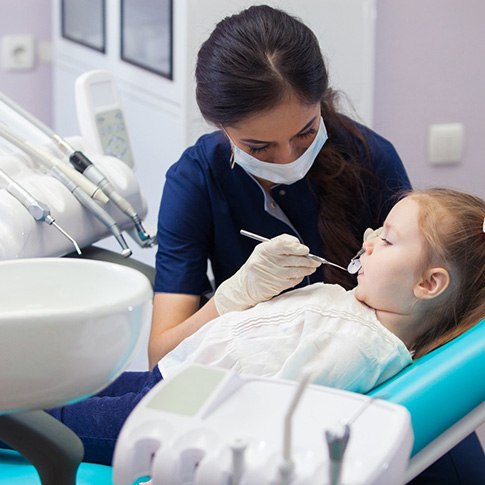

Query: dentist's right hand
[214,234,321,314]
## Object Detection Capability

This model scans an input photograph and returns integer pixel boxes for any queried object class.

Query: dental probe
[0,91,155,248]
[240,229,349,272]
[0,167,81,255]
[50,166,132,258]
[0,123,108,204]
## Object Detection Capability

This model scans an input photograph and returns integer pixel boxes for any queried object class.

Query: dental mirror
[240,229,352,273]
[347,248,364,275]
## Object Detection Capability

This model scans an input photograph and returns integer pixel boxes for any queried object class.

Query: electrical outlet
[1,34,35,71]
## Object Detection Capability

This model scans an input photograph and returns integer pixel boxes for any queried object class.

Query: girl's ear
[414,267,450,300]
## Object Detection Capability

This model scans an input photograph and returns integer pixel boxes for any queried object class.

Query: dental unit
[0,123,132,257]
[0,91,156,249]
[0,167,81,255]
[112,364,413,485]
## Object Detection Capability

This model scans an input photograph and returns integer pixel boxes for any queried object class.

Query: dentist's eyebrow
[239,116,318,145]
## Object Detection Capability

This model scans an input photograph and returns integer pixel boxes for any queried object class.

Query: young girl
[47,188,484,465]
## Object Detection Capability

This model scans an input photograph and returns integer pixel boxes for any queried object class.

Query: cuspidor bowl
[0,258,152,413]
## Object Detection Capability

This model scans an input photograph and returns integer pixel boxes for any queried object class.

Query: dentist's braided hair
[408,187,485,358]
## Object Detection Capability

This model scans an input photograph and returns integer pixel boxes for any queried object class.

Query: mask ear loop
[222,126,237,169]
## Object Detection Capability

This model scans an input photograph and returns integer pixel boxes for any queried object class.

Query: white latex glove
[363,226,383,242]
[214,234,321,314]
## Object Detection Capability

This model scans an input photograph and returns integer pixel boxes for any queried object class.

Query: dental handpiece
[240,229,349,272]
[54,137,156,248]
[0,167,81,255]
[0,123,108,204]
[0,91,154,248]
[50,166,132,258]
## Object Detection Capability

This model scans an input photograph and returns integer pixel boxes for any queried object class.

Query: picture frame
[61,0,106,53]
[120,0,173,79]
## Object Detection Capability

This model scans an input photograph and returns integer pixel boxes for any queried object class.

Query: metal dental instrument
[0,91,156,248]
[0,167,81,255]
[240,229,349,272]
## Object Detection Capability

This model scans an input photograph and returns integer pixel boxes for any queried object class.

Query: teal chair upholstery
[369,318,485,455]
[0,450,112,484]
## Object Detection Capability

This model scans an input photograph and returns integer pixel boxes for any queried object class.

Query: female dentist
[150,5,411,364]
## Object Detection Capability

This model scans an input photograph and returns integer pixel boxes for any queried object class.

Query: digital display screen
[147,366,226,416]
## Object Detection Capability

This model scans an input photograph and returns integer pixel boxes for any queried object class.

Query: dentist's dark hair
[196,5,327,124]
[196,5,386,289]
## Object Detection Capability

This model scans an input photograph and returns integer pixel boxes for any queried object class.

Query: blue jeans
[47,366,163,465]
[47,367,484,483]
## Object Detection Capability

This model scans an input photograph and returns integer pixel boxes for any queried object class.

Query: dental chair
[1,315,483,484]
[369,316,485,482]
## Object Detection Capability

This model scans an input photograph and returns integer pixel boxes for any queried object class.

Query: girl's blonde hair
[407,188,485,358]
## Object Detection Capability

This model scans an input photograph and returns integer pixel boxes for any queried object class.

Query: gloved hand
[214,234,321,314]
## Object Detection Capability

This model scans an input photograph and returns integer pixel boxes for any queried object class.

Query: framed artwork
[61,0,106,53]
[121,0,173,79]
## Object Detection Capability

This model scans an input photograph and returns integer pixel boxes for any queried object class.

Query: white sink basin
[0,258,152,413]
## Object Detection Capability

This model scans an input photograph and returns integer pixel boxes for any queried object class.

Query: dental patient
[48,188,485,465]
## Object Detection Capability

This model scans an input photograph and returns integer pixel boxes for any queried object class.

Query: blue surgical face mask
[227,117,328,185]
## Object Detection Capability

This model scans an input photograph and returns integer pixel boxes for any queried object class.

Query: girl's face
[355,197,428,315]
[224,94,321,164]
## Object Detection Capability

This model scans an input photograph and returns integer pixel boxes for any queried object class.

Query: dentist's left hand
[214,234,321,314]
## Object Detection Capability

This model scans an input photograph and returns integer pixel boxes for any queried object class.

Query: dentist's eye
[248,145,270,154]
[297,128,316,139]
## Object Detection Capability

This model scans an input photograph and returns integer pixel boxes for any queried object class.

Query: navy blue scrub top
[154,123,411,296]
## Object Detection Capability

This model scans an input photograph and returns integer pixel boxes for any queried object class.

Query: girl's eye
[297,128,317,139]
[380,236,392,246]
[248,145,270,154]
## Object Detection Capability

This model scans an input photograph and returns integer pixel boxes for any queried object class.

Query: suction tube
[0,91,155,248]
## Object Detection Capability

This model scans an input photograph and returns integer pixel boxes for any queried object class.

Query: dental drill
[0,125,132,257]
[0,167,81,255]
[0,92,156,248]
[0,123,108,204]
